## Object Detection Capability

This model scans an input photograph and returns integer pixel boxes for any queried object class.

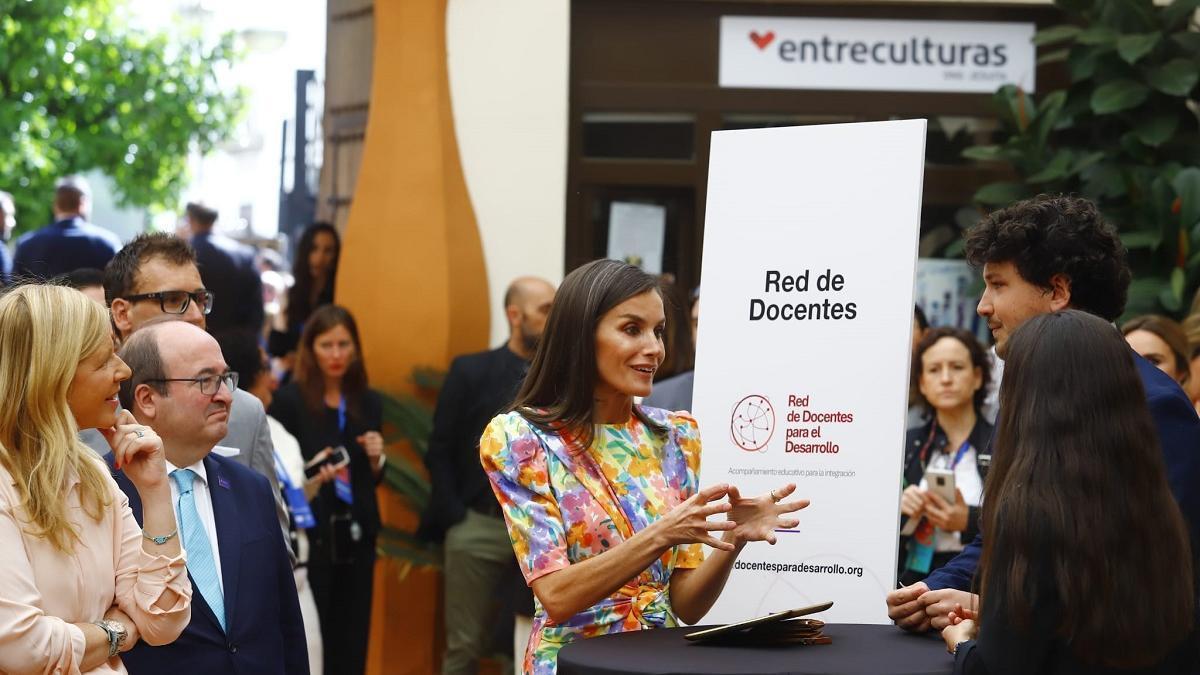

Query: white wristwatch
[93,619,128,657]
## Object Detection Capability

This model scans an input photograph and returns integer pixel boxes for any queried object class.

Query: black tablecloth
[557,624,952,675]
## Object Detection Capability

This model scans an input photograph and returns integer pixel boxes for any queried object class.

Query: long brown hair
[980,310,1193,667]
[510,259,665,450]
[287,222,340,329]
[294,305,369,422]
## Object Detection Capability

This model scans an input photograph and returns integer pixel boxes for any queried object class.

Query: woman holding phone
[481,260,809,674]
[898,327,992,585]
[269,304,384,675]
[941,310,1195,673]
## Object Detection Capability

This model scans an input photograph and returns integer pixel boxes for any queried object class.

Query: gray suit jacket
[82,388,292,563]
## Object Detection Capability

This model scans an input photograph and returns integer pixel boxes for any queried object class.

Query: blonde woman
[0,285,192,673]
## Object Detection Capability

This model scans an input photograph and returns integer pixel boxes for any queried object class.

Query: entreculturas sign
[720,16,1036,94]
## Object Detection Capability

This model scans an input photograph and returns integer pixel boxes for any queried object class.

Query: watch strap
[92,620,123,657]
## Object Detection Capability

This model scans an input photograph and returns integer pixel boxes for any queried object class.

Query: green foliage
[0,0,244,232]
[376,371,446,575]
[966,0,1200,318]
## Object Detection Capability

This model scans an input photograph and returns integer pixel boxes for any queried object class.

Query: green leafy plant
[0,0,245,232]
[376,368,445,576]
[964,0,1200,317]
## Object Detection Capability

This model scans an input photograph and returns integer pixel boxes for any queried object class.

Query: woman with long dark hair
[941,310,1195,673]
[268,223,340,367]
[480,259,808,674]
[268,304,383,675]
[898,327,992,585]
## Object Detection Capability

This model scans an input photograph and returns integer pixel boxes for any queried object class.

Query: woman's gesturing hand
[102,410,168,491]
[653,483,736,552]
[725,483,810,546]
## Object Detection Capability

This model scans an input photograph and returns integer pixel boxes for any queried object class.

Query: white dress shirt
[166,452,227,593]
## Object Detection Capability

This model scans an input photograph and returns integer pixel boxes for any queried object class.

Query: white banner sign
[720,16,1036,94]
[693,120,926,624]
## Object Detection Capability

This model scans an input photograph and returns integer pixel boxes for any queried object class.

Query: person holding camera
[269,305,385,675]
[898,327,992,587]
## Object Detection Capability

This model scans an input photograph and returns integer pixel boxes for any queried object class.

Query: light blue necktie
[171,469,226,631]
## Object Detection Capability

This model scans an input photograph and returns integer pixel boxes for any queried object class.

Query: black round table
[557,624,953,675]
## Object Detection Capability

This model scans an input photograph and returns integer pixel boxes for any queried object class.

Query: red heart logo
[749,31,775,50]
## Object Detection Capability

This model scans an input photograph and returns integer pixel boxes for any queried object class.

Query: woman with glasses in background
[268,304,384,675]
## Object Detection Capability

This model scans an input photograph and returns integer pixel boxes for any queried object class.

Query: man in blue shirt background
[13,175,121,280]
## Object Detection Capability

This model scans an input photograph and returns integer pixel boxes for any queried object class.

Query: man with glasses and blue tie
[89,233,292,559]
[108,319,307,674]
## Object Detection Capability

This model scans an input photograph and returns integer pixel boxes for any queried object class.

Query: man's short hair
[53,175,91,213]
[964,195,1131,322]
[104,233,197,305]
[64,267,105,290]
[185,202,218,227]
[117,324,169,410]
[213,330,264,392]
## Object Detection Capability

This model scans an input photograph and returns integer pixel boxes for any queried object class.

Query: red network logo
[730,394,775,452]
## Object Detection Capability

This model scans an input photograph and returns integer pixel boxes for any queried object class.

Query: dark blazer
[925,351,1200,592]
[107,452,308,675]
[13,216,121,280]
[192,231,264,335]
[422,345,527,538]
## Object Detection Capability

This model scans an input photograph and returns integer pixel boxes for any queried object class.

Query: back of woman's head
[982,309,1193,667]
[0,285,113,551]
[512,259,662,447]
[295,304,368,415]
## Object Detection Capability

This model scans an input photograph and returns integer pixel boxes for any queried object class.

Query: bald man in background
[423,277,555,675]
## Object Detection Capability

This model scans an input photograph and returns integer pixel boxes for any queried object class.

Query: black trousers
[309,536,377,675]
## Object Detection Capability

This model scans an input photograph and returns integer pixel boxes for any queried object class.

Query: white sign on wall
[720,16,1036,94]
[693,120,926,624]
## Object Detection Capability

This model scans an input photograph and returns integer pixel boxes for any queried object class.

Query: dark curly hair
[964,195,1131,321]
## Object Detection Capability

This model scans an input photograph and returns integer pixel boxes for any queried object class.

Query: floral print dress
[479,406,704,674]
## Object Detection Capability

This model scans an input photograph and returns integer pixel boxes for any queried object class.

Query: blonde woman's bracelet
[143,528,178,545]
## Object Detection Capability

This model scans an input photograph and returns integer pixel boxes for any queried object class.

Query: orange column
[335,0,491,672]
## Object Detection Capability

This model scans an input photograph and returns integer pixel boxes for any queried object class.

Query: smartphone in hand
[304,446,350,480]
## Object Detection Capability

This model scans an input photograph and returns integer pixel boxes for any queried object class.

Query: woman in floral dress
[481,259,808,674]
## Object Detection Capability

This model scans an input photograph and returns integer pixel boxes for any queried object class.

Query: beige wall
[446,0,571,346]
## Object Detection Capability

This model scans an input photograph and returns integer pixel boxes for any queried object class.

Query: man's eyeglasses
[146,371,239,396]
[121,290,215,315]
